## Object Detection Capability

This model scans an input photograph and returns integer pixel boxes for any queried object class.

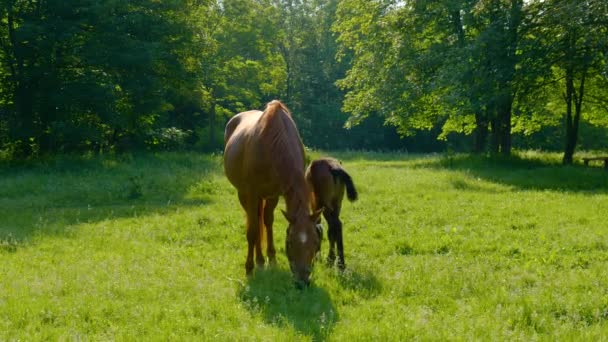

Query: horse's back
[224,106,302,197]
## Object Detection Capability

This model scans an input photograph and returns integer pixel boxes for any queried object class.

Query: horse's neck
[278,150,309,217]
[284,181,310,218]
[260,109,307,210]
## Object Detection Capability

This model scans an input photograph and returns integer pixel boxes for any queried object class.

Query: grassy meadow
[1,151,608,340]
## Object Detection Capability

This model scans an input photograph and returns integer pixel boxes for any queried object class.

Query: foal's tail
[330,168,358,202]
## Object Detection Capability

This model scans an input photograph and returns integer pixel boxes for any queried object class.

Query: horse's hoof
[245,262,254,275]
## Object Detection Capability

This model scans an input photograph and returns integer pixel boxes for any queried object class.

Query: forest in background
[0,0,607,162]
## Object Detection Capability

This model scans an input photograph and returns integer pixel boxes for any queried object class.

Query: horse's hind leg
[263,197,279,266]
[239,192,257,275]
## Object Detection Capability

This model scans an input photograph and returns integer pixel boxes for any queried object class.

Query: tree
[335,0,529,155]
[0,0,206,155]
[194,0,287,151]
[271,0,350,148]
[335,0,608,157]
[532,0,608,164]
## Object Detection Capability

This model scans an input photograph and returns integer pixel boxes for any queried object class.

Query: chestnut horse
[224,100,322,286]
[306,157,358,270]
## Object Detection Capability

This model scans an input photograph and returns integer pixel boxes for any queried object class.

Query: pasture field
[1,151,608,340]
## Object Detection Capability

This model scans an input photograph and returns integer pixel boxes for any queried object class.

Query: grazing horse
[306,157,358,270]
[223,100,322,286]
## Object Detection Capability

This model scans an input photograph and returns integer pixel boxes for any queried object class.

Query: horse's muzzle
[290,262,312,288]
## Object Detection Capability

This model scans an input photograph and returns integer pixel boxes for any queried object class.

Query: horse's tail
[330,167,358,202]
[258,198,267,252]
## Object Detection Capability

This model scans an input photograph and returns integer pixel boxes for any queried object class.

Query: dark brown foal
[305,157,358,270]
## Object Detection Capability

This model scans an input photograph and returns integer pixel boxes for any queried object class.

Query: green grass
[1,151,608,340]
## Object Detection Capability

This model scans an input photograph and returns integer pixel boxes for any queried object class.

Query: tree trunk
[562,65,586,165]
[451,10,465,48]
[499,97,512,156]
[495,0,521,157]
[6,5,37,155]
[562,66,575,165]
[490,117,500,155]
[473,111,488,153]
[209,101,216,150]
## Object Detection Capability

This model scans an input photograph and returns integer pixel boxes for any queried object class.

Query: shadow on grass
[336,151,607,193]
[423,154,608,193]
[238,268,338,341]
[315,150,414,163]
[333,267,382,299]
[0,152,223,245]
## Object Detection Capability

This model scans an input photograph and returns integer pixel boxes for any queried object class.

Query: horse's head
[283,208,324,287]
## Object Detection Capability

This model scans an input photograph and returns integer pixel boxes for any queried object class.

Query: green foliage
[146,127,193,151]
[335,0,608,155]
[0,0,203,155]
[0,0,287,155]
[0,0,607,156]
[2,152,608,339]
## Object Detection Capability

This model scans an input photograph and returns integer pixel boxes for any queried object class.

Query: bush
[145,127,192,151]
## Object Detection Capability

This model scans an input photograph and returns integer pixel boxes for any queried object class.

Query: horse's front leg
[240,192,257,275]
[263,197,279,266]
[255,198,265,268]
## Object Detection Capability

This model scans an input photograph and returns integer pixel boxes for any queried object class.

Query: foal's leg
[325,201,345,270]
[333,200,345,270]
[325,213,345,269]
[263,197,279,266]
[324,209,337,266]
[239,192,257,275]
[335,219,345,270]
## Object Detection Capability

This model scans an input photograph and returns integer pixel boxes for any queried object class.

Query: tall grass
[1,151,607,340]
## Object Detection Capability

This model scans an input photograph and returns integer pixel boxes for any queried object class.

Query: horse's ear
[310,208,324,222]
[282,209,294,223]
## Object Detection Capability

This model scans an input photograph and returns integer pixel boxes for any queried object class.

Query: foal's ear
[310,207,324,222]
[281,209,295,223]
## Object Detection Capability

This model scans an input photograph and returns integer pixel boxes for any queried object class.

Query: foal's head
[283,209,323,287]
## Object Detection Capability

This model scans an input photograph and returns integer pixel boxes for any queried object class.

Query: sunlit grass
[1,151,608,340]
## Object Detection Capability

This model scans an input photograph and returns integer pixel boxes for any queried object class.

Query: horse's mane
[259,100,310,214]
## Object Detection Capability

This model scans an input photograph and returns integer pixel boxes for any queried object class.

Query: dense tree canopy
[0,0,606,159]
[335,0,608,160]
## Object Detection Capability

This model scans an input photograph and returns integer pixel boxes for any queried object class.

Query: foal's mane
[259,100,310,213]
